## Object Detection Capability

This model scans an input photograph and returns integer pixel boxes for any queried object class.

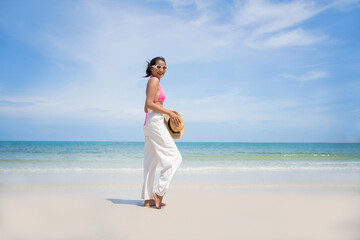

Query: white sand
[0,186,359,240]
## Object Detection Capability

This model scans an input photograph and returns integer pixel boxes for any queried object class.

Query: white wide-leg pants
[141,110,182,200]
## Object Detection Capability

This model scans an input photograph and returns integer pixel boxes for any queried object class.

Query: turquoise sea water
[1,141,360,189]
[1,141,360,173]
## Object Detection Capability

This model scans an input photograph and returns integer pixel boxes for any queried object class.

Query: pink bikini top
[154,83,165,103]
[144,78,166,125]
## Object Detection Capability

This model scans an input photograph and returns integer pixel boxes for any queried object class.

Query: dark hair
[143,56,166,78]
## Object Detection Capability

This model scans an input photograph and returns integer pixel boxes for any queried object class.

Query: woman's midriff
[144,101,164,125]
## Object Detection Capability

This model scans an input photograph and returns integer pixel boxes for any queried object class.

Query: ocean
[1,141,360,188]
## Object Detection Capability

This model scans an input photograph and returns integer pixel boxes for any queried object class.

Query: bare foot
[144,199,166,208]
[152,192,163,209]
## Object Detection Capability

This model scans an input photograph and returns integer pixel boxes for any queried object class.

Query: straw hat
[164,112,185,139]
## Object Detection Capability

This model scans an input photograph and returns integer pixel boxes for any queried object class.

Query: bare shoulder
[148,76,160,83]
[147,77,160,86]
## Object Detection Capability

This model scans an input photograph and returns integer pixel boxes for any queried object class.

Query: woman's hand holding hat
[169,110,181,126]
[164,111,185,140]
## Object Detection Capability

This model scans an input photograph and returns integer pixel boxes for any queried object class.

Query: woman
[141,56,183,209]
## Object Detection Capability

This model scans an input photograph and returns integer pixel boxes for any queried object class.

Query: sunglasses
[151,65,168,70]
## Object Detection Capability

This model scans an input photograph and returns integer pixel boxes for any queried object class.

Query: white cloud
[329,0,360,11]
[233,0,329,48]
[281,70,330,81]
[170,89,335,131]
[0,99,35,107]
[245,28,324,48]
[234,0,324,34]
[163,0,219,26]
[160,0,331,49]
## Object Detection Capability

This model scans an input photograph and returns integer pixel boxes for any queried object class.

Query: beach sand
[0,185,359,240]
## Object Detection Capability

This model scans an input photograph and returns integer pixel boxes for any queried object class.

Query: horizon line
[0,140,359,144]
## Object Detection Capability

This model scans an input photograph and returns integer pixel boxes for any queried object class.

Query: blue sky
[0,0,359,142]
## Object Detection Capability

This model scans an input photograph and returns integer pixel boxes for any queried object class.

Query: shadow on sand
[106,198,144,206]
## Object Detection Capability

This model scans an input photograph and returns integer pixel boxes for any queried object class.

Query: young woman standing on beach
[141,56,182,209]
